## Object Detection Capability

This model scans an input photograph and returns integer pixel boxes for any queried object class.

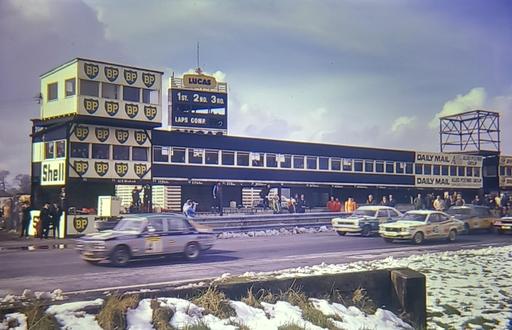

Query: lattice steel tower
[439,110,500,154]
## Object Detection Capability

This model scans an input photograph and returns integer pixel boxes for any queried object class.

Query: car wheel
[383,238,394,243]
[110,246,130,266]
[336,231,347,236]
[448,229,457,242]
[463,223,470,234]
[412,232,424,245]
[184,242,200,261]
[361,225,372,237]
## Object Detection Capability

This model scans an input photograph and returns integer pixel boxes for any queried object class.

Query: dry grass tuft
[183,320,211,330]
[279,287,336,330]
[24,303,59,330]
[150,299,175,330]
[192,286,236,319]
[277,323,307,330]
[96,294,140,330]
[351,288,377,315]
[241,287,264,309]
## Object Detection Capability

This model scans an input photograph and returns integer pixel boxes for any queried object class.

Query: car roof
[449,205,487,209]
[405,210,443,215]
[122,213,187,220]
[358,205,396,211]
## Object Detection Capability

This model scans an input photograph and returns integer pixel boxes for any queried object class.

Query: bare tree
[0,170,9,192]
[14,174,31,194]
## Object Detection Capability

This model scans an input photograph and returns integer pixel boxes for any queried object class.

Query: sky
[0,0,511,180]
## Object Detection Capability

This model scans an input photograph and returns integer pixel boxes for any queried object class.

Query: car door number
[145,237,163,253]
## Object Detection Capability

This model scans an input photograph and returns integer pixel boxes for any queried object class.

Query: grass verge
[192,286,236,319]
[96,294,139,330]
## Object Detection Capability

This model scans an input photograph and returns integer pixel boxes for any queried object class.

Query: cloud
[391,116,416,133]
[429,87,487,128]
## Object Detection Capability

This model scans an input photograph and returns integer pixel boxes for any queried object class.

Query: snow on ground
[0,313,26,330]
[45,298,103,330]
[217,226,332,239]
[238,245,512,329]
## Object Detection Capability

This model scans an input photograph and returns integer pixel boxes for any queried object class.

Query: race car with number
[379,210,465,244]
[331,206,402,237]
[75,214,215,266]
[493,217,512,234]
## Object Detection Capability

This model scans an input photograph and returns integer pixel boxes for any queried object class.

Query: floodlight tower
[439,110,501,193]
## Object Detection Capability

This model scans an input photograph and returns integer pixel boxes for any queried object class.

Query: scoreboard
[169,73,228,133]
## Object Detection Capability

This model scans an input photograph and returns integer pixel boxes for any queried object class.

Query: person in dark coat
[51,203,63,238]
[297,194,307,213]
[20,203,33,238]
[39,203,52,239]
[260,185,270,210]
[212,182,223,216]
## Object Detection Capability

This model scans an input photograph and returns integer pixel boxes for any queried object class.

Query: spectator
[366,194,376,205]
[344,197,357,213]
[260,185,270,210]
[288,194,298,213]
[39,203,52,239]
[334,198,342,212]
[413,193,425,210]
[425,194,433,210]
[20,203,32,238]
[183,199,197,218]
[455,194,465,206]
[212,182,223,216]
[472,195,482,205]
[380,196,389,206]
[143,184,152,212]
[327,196,337,212]
[51,203,63,238]
[132,186,141,211]
[388,195,396,207]
[297,194,307,213]
[433,195,444,211]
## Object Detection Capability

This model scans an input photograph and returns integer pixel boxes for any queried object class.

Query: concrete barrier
[134,267,426,329]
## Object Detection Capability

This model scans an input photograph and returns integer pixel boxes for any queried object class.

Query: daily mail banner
[415,175,482,189]
[415,152,483,167]
[499,156,512,166]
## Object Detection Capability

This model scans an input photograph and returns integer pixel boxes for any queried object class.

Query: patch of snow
[0,312,27,330]
[126,299,153,330]
[46,298,103,330]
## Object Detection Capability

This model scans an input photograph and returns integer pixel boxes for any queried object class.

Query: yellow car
[379,210,465,244]
[446,205,496,232]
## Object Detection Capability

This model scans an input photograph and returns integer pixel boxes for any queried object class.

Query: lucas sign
[182,74,217,89]
[41,159,66,186]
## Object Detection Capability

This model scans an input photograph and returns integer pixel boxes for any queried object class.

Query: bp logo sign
[144,105,158,120]
[74,126,89,141]
[95,127,110,142]
[94,162,109,176]
[74,161,89,176]
[124,69,138,85]
[105,101,119,116]
[84,63,99,79]
[115,129,129,144]
[83,98,99,114]
[143,72,156,88]
[125,104,139,119]
[104,66,119,82]
[134,131,147,145]
[73,217,88,233]
[115,162,129,177]
[134,163,148,178]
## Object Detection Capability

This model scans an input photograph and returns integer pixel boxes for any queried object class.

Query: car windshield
[401,213,427,222]
[351,209,376,217]
[114,218,145,232]
[447,208,471,216]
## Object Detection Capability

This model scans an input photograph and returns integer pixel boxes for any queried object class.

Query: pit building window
[142,89,159,104]
[102,83,119,100]
[92,144,110,159]
[188,149,203,164]
[221,151,234,166]
[80,79,99,97]
[70,142,89,158]
[132,147,148,161]
[123,86,140,102]
[237,152,249,166]
[47,82,58,101]
[171,147,186,163]
[114,145,130,160]
[266,154,278,168]
[65,79,76,97]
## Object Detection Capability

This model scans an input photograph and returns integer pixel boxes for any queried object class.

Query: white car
[331,206,402,237]
[75,214,215,266]
[379,210,465,244]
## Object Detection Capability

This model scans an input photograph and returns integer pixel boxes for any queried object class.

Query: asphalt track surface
[0,232,510,296]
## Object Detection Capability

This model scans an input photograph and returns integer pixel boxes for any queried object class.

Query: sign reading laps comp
[171,73,227,130]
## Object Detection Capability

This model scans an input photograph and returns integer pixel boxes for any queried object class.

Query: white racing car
[75,214,215,266]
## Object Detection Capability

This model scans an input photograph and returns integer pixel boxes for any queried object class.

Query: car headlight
[91,242,106,250]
